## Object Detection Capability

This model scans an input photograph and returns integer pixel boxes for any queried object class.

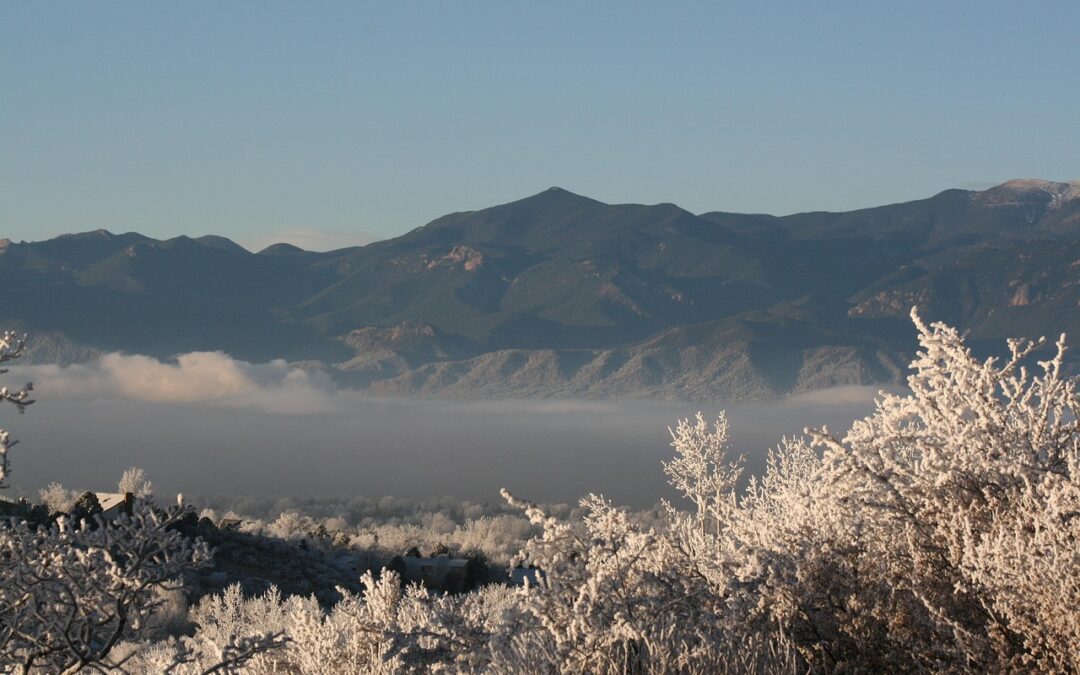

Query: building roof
[94,492,130,512]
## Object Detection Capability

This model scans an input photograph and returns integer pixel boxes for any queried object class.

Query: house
[0,492,134,525]
[93,492,134,521]
[336,552,378,576]
[0,496,30,520]
[399,555,470,593]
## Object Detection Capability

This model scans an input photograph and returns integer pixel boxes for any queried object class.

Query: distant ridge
[2,179,1077,399]
[258,242,308,255]
[195,235,250,254]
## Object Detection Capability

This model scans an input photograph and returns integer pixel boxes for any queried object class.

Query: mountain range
[3,178,1078,399]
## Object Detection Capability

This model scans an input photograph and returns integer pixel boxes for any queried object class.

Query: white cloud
[101,352,257,402]
[12,352,341,415]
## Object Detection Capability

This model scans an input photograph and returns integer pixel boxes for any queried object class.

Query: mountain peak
[257,242,307,255]
[981,178,1080,208]
[540,186,581,196]
[57,228,117,240]
[513,186,602,208]
[194,235,249,254]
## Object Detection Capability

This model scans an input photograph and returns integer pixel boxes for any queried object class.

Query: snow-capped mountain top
[981,178,1080,208]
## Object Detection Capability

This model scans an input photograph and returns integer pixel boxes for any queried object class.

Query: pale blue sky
[2,1,1078,250]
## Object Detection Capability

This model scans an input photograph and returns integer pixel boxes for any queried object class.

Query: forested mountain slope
[3,178,1077,398]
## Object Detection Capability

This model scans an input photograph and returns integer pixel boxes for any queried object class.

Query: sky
[2,1,1078,250]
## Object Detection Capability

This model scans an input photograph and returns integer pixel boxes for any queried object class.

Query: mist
[4,356,890,508]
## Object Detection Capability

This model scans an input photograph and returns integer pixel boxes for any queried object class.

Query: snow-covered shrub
[486,416,804,673]
[0,507,211,672]
[267,510,318,540]
[125,574,529,674]
[806,309,1080,670]
[453,514,538,562]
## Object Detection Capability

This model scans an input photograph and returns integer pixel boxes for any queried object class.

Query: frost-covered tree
[663,411,742,536]
[500,489,770,674]
[491,413,803,674]
[0,331,34,488]
[38,481,76,514]
[120,466,155,499]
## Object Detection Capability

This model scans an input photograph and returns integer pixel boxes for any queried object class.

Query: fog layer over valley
[6,354,882,508]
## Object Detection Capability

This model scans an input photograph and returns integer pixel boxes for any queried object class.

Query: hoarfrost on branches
[38,481,77,514]
[0,331,34,487]
[805,308,1080,670]
[120,466,155,500]
[0,509,213,673]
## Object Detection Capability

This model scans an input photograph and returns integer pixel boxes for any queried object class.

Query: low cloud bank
[6,351,891,507]
[12,352,339,414]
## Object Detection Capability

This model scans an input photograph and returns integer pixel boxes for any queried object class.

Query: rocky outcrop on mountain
[366,315,907,400]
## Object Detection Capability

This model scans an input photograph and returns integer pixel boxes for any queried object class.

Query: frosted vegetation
[1,310,1079,673]
[193,496,554,570]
